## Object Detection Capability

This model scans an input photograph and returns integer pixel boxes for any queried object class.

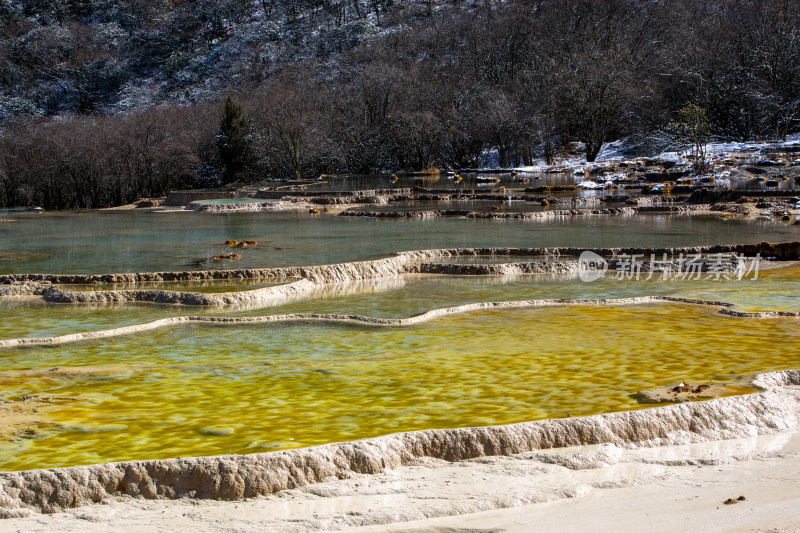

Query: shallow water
[2,265,798,341]
[344,199,556,213]
[1,210,799,472]
[192,198,275,205]
[63,279,288,293]
[0,211,796,274]
[304,172,577,192]
[0,303,798,471]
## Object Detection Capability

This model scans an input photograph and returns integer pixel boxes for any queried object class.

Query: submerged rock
[200,427,235,437]
[134,198,162,208]
[213,253,240,261]
[631,381,740,404]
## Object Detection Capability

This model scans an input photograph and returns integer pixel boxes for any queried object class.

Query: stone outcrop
[0,370,796,517]
[0,282,48,298]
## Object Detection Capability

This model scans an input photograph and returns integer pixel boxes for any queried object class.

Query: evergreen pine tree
[216,96,252,185]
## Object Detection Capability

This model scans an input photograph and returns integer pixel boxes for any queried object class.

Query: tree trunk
[585,140,603,163]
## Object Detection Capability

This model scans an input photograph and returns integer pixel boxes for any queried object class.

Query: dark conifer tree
[216,96,252,185]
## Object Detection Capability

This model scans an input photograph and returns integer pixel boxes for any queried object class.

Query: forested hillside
[1,0,799,209]
[0,0,411,116]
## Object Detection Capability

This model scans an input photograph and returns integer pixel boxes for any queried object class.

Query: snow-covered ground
[512,134,800,185]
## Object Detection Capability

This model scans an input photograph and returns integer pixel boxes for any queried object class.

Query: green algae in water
[1,248,799,470]
[0,304,798,471]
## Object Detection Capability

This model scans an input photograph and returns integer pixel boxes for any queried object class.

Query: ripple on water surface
[1,212,799,470]
[0,303,798,471]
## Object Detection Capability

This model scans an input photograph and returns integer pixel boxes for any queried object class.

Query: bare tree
[250,80,332,179]
[534,0,664,161]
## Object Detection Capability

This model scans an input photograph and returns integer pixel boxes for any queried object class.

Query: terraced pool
[0,210,798,472]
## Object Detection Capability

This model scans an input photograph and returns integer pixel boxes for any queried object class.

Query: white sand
[6,431,800,532]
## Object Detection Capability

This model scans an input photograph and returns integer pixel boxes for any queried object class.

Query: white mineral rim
[1,245,799,524]
[0,370,797,519]
[0,295,797,348]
